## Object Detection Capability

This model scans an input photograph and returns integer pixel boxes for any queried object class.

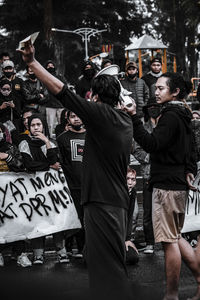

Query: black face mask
[4,71,14,78]
[29,73,36,80]
[71,124,82,131]
[192,119,200,129]
[84,69,95,79]
[128,73,137,79]
[47,67,55,74]
[147,107,162,119]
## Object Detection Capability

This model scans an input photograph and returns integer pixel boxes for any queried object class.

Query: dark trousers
[66,189,85,252]
[143,179,154,245]
[84,203,132,300]
[0,240,25,256]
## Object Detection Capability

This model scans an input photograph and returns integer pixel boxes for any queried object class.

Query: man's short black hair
[161,72,192,100]
[0,52,10,60]
[91,75,121,107]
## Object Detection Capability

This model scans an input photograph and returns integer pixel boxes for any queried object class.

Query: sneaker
[134,242,146,252]
[33,255,44,265]
[190,239,198,248]
[58,254,70,264]
[0,253,4,267]
[143,245,154,254]
[17,253,32,267]
[73,252,83,259]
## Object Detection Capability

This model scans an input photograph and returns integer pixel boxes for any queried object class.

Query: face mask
[148,107,161,119]
[192,119,200,129]
[4,71,14,78]
[0,132,4,141]
[84,69,95,79]
[71,124,82,131]
[128,73,137,79]
[47,67,55,74]
[29,73,36,80]
[1,89,11,97]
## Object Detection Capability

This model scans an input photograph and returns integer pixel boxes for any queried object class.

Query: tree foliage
[0,0,147,82]
[143,0,200,77]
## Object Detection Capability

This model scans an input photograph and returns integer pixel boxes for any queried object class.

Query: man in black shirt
[142,57,162,98]
[57,111,86,258]
[125,72,200,300]
[19,42,133,300]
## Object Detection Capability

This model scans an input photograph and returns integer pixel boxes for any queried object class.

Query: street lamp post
[51,27,107,60]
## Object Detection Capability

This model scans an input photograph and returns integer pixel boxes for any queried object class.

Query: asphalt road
[0,246,197,300]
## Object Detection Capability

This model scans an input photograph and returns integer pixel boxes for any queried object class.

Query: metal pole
[85,32,88,60]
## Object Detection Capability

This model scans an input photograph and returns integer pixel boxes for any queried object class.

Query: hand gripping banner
[0,169,81,243]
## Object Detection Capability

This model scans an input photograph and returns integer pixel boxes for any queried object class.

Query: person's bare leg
[178,237,200,300]
[180,236,200,300]
[163,242,181,300]
[195,235,200,266]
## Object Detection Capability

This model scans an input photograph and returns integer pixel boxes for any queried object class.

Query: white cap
[2,60,14,69]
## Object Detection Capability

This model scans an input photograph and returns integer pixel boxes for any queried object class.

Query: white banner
[0,169,81,243]
[182,166,200,233]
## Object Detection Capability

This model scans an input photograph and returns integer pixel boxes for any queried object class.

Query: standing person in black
[125,167,139,265]
[18,42,133,300]
[133,98,162,254]
[57,110,86,258]
[75,60,97,98]
[0,80,21,143]
[23,66,49,116]
[125,72,200,300]
[120,61,149,119]
[0,60,25,115]
[55,108,68,138]
[142,57,163,98]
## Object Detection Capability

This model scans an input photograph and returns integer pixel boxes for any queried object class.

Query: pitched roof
[125,34,167,50]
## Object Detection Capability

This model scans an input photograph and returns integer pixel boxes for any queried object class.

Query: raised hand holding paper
[16,31,39,51]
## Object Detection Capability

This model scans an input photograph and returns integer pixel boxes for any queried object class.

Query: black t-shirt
[57,130,86,189]
[57,86,133,209]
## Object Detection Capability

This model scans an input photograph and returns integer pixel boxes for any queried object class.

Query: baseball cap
[150,58,162,65]
[125,61,138,71]
[2,60,14,69]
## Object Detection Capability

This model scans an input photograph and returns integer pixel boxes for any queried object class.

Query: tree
[143,0,200,77]
[0,0,147,82]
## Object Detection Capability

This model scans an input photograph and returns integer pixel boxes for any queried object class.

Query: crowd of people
[0,42,200,300]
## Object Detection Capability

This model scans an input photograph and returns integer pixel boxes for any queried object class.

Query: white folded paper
[16,32,39,50]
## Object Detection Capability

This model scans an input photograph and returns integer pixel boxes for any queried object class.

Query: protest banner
[0,168,81,243]
[182,167,200,233]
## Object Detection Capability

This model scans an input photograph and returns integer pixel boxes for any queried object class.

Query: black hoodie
[131,102,196,190]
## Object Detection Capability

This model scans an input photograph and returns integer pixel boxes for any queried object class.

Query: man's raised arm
[17,41,64,95]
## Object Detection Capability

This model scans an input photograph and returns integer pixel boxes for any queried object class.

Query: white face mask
[0,132,4,141]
